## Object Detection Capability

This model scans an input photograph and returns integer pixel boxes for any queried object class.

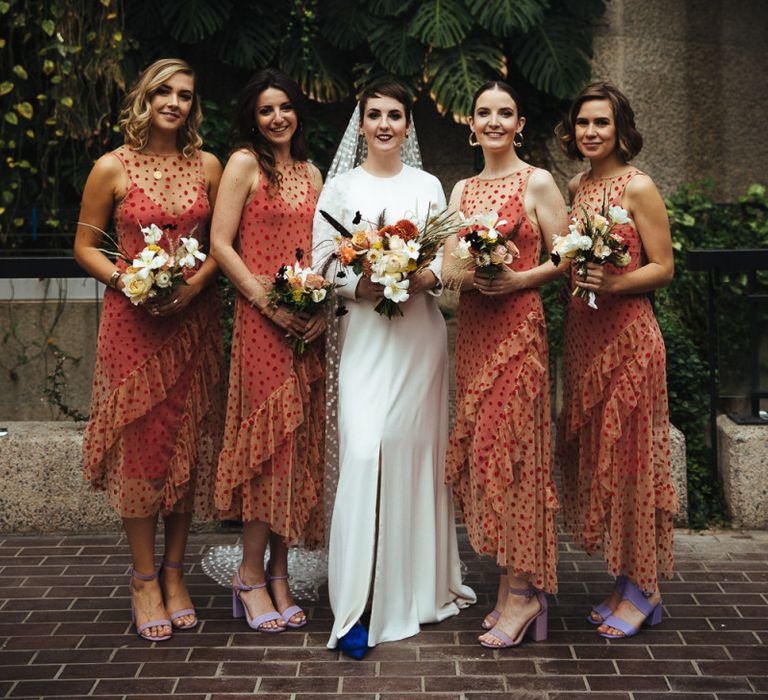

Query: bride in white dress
[312,81,475,655]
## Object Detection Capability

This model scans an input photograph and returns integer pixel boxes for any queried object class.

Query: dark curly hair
[234,68,309,196]
[555,82,643,162]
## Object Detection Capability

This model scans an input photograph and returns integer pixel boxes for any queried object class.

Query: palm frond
[280,40,350,103]
[218,11,280,69]
[368,0,417,17]
[351,62,421,97]
[369,19,426,75]
[512,6,598,99]
[321,0,375,50]
[425,37,507,120]
[465,0,548,36]
[160,0,232,43]
[408,0,473,49]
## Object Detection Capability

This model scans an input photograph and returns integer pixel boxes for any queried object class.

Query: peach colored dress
[215,163,324,546]
[446,167,559,594]
[557,170,677,593]
[83,146,225,518]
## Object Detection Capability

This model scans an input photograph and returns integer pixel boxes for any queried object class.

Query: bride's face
[360,95,408,155]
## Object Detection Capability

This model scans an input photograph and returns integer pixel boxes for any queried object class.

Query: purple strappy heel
[232,569,286,633]
[479,586,548,649]
[130,568,172,642]
[599,580,663,639]
[587,574,627,625]
[267,569,307,629]
[160,560,198,630]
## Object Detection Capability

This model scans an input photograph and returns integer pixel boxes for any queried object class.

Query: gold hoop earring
[514,131,524,148]
[468,131,480,147]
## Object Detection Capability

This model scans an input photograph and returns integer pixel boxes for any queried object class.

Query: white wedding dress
[312,164,476,649]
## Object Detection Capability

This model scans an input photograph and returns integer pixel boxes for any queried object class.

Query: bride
[312,80,475,657]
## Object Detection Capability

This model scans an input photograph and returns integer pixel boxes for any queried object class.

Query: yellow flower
[292,287,305,303]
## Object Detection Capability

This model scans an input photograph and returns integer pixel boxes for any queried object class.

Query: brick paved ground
[1,526,767,699]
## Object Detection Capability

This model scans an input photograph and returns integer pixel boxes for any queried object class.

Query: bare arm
[73,154,125,287]
[474,169,569,296]
[575,174,674,295]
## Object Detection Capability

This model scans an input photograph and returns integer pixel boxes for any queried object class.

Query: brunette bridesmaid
[554,82,676,638]
[211,68,325,632]
[74,58,225,641]
[444,81,567,648]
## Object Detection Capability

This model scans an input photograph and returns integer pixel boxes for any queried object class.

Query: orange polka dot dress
[557,170,677,593]
[83,146,226,518]
[215,163,325,547]
[446,167,559,594]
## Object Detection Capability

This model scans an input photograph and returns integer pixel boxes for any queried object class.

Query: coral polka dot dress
[557,170,677,593]
[83,146,226,518]
[215,163,325,547]
[446,167,559,594]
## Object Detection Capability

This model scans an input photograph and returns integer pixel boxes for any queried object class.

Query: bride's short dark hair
[358,80,413,125]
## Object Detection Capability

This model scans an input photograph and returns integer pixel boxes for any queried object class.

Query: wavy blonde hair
[118,58,203,158]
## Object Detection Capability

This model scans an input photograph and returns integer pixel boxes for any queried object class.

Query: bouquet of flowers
[82,219,207,306]
[320,206,459,319]
[451,210,522,282]
[550,204,632,309]
[119,223,206,305]
[267,248,333,354]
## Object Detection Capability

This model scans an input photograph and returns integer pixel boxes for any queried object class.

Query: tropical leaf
[352,61,421,97]
[408,0,473,49]
[160,0,232,43]
[280,40,350,103]
[367,0,417,17]
[465,0,548,35]
[218,10,280,69]
[321,0,374,50]
[425,37,507,120]
[369,19,425,75]
[512,6,596,99]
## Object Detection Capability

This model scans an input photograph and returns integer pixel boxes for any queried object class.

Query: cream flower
[178,236,206,268]
[310,288,327,303]
[383,277,410,303]
[122,272,154,305]
[490,244,513,265]
[452,238,473,260]
[404,239,421,260]
[608,205,632,225]
[155,270,173,288]
[140,223,164,245]
[132,247,167,279]
[474,211,508,241]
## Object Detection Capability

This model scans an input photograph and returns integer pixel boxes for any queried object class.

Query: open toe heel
[130,568,172,642]
[160,560,197,630]
[232,568,285,633]
[479,586,548,649]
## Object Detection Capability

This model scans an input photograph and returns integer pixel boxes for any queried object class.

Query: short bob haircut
[556,82,643,162]
[234,68,310,196]
[470,80,525,120]
[118,58,203,159]
[358,80,413,125]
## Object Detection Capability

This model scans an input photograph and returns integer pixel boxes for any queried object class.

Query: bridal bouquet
[550,204,632,309]
[320,207,459,319]
[267,249,333,354]
[451,211,522,282]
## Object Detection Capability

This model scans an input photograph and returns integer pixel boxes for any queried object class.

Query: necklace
[140,150,178,180]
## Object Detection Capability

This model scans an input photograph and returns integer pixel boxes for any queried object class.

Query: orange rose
[351,231,370,250]
[340,244,358,265]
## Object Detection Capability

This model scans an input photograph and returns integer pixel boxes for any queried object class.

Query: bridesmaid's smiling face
[574,99,617,162]
[469,87,525,154]
[149,72,195,135]
[360,96,409,155]
[255,87,298,148]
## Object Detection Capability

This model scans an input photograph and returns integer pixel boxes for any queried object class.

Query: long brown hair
[118,58,203,158]
[234,68,309,196]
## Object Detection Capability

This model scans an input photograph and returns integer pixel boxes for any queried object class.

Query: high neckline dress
[83,146,225,518]
[557,170,678,593]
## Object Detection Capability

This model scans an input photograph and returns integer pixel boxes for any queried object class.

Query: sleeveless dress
[83,146,225,518]
[446,167,559,594]
[557,170,677,593]
[215,163,325,547]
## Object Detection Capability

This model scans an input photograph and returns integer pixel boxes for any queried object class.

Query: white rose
[122,272,154,305]
[608,205,632,225]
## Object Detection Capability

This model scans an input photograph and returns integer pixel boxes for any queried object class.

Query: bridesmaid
[554,82,676,638]
[211,68,325,632]
[74,58,225,641]
[444,81,567,648]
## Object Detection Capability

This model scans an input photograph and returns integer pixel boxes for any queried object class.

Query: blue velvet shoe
[338,621,369,660]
